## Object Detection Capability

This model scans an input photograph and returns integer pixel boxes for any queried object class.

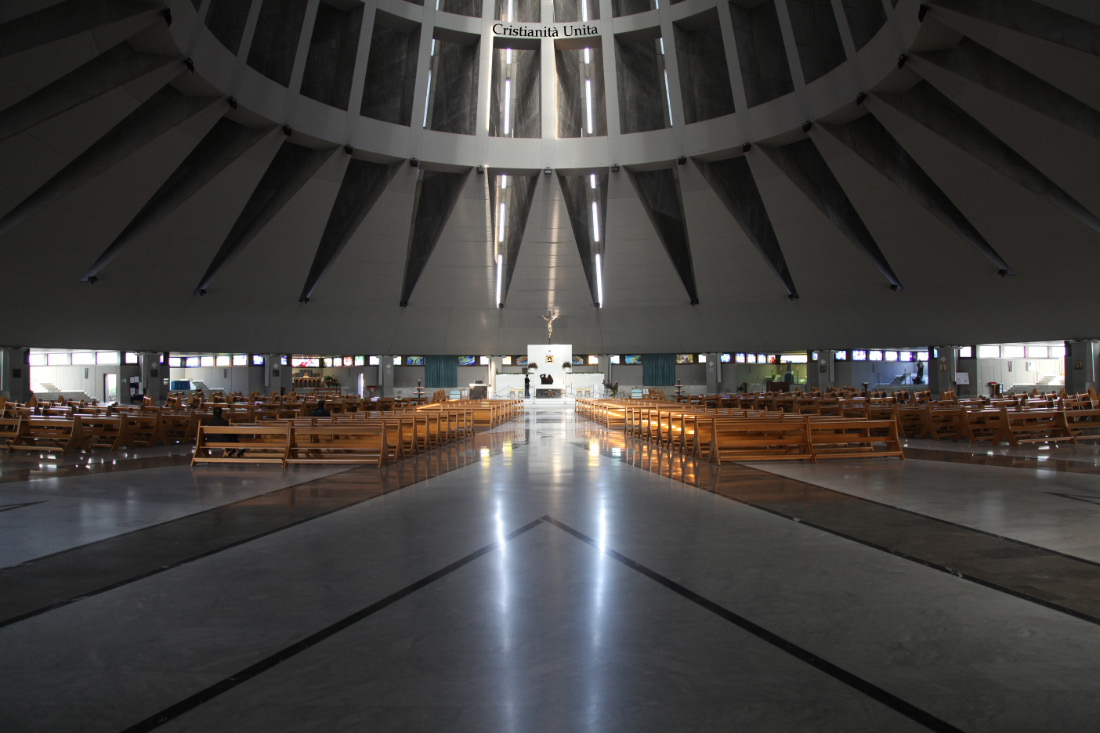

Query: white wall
[31,363,138,402]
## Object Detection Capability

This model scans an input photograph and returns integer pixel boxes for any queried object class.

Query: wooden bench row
[193,424,390,467]
[576,399,903,464]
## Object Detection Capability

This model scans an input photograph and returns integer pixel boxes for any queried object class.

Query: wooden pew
[121,414,162,448]
[998,408,1075,447]
[0,417,22,447]
[78,415,127,451]
[191,424,291,465]
[808,419,904,461]
[287,424,388,466]
[1064,409,1100,441]
[8,417,89,455]
[705,418,811,465]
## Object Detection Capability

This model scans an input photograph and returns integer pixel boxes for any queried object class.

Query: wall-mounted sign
[493,23,598,38]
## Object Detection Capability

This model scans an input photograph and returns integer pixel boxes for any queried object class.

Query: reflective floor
[2,404,1099,732]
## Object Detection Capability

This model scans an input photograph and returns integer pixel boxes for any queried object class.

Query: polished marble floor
[1,404,1099,732]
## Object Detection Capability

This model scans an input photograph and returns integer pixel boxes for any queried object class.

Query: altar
[528,343,571,398]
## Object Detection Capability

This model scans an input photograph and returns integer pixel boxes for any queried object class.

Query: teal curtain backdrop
[642,354,675,385]
[425,355,457,388]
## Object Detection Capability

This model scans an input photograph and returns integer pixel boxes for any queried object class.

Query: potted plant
[602,378,619,397]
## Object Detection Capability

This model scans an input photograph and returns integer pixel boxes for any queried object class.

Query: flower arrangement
[602,378,619,397]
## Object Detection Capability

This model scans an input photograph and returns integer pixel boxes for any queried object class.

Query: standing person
[783,363,794,384]
[524,373,531,398]
[916,359,924,385]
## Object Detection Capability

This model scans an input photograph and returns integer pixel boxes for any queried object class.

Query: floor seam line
[541,515,964,733]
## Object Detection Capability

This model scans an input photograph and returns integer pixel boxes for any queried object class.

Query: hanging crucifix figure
[540,310,559,343]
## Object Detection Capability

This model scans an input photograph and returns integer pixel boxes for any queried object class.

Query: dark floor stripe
[544,516,963,733]
[0,445,482,628]
[595,438,1100,625]
[118,518,546,733]
[0,500,47,513]
[905,446,1100,474]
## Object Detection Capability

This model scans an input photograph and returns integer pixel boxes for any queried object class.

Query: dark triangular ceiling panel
[626,167,699,304]
[0,0,162,60]
[300,158,399,302]
[0,43,180,142]
[82,119,276,281]
[914,39,1100,141]
[874,82,1100,233]
[761,138,903,289]
[399,168,472,306]
[487,171,539,305]
[195,142,338,294]
[928,0,1100,57]
[0,86,222,236]
[699,156,799,298]
[557,171,609,307]
[821,114,1014,275]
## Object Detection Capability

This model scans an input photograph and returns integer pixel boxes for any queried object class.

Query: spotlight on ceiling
[227,96,238,109]
[611,164,619,172]
[918,4,928,21]
[544,167,552,175]
[344,145,353,155]
[897,53,909,69]
[742,142,752,153]
[802,121,812,133]
[184,57,194,72]
[86,276,97,285]
[677,156,686,165]
[856,92,866,105]
[476,165,484,174]
[409,158,418,167]
[282,125,292,136]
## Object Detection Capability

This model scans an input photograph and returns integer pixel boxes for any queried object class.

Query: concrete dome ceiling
[0,0,1098,355]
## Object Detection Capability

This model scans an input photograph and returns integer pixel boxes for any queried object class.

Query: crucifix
[540,310,559,343]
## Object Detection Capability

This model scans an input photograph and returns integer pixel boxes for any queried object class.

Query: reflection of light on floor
[503,442,512,456]
[611,447,620,457]
[480,447,491,459]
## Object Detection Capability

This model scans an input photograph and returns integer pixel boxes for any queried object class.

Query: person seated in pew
[311,400,331,417]
[206,406,243,457]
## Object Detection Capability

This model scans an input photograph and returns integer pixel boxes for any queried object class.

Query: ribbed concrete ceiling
[0,0,1098,356]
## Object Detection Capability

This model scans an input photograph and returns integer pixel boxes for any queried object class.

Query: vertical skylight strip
[507,0,513,22]
[501,174,508,189]
[503,79,511,135]
[505,48,512,64]
[584,48,591,64]
[498,202,507,242]
[581,0,589,22]
[591,201,599,242]
[595,253,603,307]
[496,254,503,306]
[585,79,594,135]
[589,173,597,189]
[423,71,432,128]
[664,70,673,126]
